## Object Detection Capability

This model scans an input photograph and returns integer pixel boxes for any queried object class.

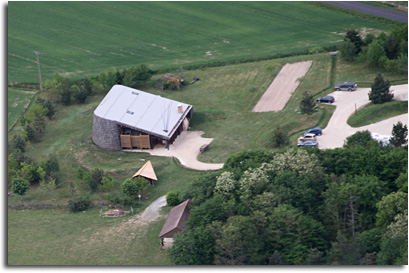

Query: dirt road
[252,61,312,112]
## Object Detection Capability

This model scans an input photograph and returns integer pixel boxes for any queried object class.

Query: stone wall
[92,114,121,150]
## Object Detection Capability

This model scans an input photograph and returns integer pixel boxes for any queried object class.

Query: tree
[376,191,408,228]
[368,73,393,104]
[25,103,48,134]
[213,215,264,265]
[345,29,363,54]
[366,41,387,69]
[272,126,289,148]
[340,38,358,62]
[169,226,216,265]
[12,177,30,197]
[384,35,400,60]
[390,121,408,148]
[344,130,378,148]
[214,171,237,198]
[299,92,317,116]
[269,148,323,176]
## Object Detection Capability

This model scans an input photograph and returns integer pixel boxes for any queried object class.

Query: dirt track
[252,61,312,112]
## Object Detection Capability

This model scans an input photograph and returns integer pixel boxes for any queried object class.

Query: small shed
[132,160,157,186]
[158,199,191,249]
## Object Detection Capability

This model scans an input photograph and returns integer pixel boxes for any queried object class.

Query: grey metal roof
[94,85,192,140]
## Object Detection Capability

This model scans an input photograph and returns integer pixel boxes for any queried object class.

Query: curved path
[318,84,408,149]
[321,1,408,23]
[130,131,224,171]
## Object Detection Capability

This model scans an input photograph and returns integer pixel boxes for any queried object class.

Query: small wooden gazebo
[132,160,157,186]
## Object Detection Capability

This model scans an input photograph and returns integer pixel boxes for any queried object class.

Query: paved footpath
[130,131,224,171]
[318,84,408,149]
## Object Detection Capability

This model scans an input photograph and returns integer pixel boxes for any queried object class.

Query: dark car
[335,82,357,91]
[317,95,335,103]
[297,140,318,148]
[304,127,322,136]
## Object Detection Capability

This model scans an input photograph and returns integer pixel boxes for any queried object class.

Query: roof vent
[127,110,134,115]
[132,91,139,95]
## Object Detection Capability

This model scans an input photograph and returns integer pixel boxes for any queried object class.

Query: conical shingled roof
[132,160,157,181]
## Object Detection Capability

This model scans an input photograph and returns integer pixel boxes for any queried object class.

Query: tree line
[167,133,408,265]
[340,26,407,74]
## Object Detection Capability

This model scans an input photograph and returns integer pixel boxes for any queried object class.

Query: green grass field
[7,1,408,266]
[347,100,408,127]
[8,1,396,83]
[7,88,36,130]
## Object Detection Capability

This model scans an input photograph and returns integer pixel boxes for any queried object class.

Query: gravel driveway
[318,84,408,149]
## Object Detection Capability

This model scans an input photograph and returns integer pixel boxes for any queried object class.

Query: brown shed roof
[132,160,157,181]
[158,199,191,238]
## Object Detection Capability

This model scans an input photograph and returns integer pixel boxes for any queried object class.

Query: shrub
[272,126,289,148]
[12,135,26,152]
[12,177,30,196]
[68,193,91,212]
[89,168,104,191]
[167,191,181,206]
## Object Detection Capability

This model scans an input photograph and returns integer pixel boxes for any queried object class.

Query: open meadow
[8,1,397,83]
[7,1,408,266]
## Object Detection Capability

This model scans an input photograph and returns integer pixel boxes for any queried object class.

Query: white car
[298,133,317,143]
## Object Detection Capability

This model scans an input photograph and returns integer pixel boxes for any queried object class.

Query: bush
[12,135,26,152]
[89,168,104,191]
[167,191,181,206]
[272,126,289,148]
[12,177,30,196]
[68,196,90,212]
[68,193,90,212]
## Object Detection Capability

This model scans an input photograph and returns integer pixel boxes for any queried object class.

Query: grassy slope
[8,1,395,83]
[8,207,172,265]
[7,88,36,130]
[347,100,408,127]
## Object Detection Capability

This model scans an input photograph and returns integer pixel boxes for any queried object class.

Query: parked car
[297,140,318,148]
[298,133,317,143]
[335,82,357,91]
[317,95,335,103]
[304,127,322,136]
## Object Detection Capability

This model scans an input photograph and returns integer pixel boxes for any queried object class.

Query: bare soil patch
[252,61,312,112]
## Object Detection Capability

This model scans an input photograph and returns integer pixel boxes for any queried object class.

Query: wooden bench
[200,144,209,153]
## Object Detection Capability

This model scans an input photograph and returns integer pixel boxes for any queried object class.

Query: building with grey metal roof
[92,85,193,150]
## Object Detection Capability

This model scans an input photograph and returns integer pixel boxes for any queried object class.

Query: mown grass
[347,100,408,127]
[8,1,396,83]
[8,207,172,265]
[7,88,36,130]
[335,58,408,87]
